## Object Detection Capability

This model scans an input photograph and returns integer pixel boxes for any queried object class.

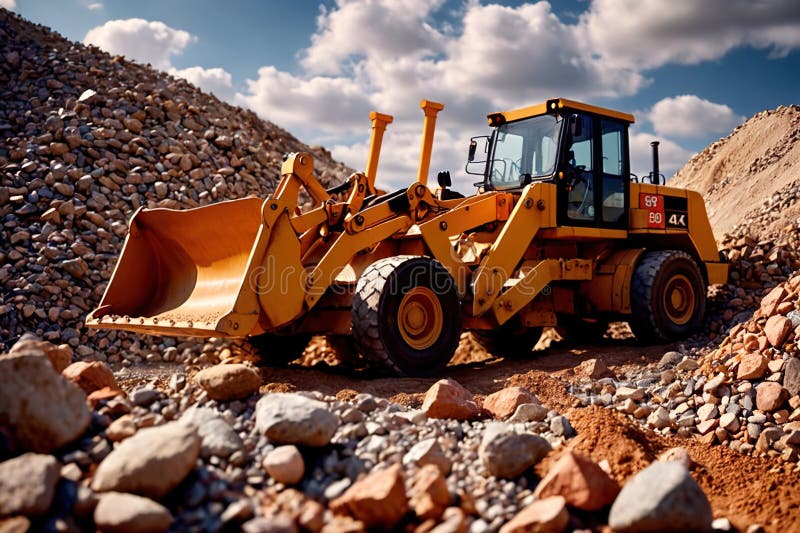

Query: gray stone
[658,351,683,368]
[92,422,201,498]
[0,350,91,453]
[255,393,339,447]
[549,415,575,438]
[783,357,800,396]
[609,462,712,533]
[719,412,740,433]
[697,403,719,422]
[647,406,672,429]
[94,492,172,533]
[402,438,451,475]
[479,423,551,478]
[180,407,243,459]
[508,403,549,423]
[131,387,160,406]
[0,453,60,516]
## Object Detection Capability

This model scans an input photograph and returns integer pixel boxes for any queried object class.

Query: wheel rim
[397,287,443,350]
[664,273,695,325]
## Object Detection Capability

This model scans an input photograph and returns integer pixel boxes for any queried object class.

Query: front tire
[352,256,462,376]
[629,250,705,342]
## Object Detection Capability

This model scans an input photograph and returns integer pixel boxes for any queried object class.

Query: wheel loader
[86,98,727,376]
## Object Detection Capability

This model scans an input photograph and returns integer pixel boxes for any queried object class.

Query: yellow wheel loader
[87,98,727,376]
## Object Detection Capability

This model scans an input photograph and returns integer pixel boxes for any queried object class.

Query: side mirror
[468,140,477,162]
[570,114,582,138]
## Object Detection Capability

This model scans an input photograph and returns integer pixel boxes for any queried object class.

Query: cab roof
[487,98,635,126]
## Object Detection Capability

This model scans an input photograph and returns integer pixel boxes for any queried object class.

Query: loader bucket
[86,197,267,337]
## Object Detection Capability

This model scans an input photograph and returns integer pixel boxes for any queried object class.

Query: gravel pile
[0,8,350,360]
[575,274,800,467]
[0,344,727,533]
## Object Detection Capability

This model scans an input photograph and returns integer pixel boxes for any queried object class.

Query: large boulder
[180,407,244,459]
[479,423,551,478]
[756,382,789,412]
[330,464,408,530]
[262,445,305,485]
[609,461,712,533]
[483,386,539,420]
[0,350,91,453]
[9,337,72,373]
[421,379,480,420]
[0,453,60,516]
[499,496,569,533]
[533,451,619,511]
[94,492,173,533]
[255,393,339,447]
[62,360,117,394]
[92,422,201,498]
[193,364,261,401]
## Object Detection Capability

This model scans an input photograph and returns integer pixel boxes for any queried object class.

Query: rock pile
[576,273,800,465]
[672,104,800,237]
[0,9,350,362]
[0,343,726,532]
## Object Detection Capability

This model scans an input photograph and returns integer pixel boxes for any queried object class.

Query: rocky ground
[3,6,800,533]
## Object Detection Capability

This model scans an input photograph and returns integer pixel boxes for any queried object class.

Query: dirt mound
[0,9,351,358]
[564,407,800,531]
[671,104,800,239]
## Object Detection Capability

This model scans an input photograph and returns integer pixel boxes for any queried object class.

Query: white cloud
[236,1,650,190]
[171,66,234,102]
[302,0,447,75]
[647,95,745,139]
[582,0,800,70]
[438,3,647,107]
[83,18,196,70]
[0,0,16,10]
[235,66,374,136]
[87,2,103,10]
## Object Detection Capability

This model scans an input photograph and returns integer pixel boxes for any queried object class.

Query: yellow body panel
[471,182,557,315]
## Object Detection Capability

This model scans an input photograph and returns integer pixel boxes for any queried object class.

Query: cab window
[565,115,595,221]
[600,120,626,224]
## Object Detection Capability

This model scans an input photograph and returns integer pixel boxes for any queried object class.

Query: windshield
[488,115,561,189]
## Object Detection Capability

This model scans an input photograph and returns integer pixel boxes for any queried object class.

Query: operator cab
[468,98,634,229]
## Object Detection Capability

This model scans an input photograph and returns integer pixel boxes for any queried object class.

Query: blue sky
[7,0,800,190]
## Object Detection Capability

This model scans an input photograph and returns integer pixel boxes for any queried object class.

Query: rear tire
[245,333,311,366]
[472,321,544,359]
[352,256,461,376]
[629,250,705,342]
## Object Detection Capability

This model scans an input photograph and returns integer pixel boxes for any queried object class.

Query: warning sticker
[640,193,664,229]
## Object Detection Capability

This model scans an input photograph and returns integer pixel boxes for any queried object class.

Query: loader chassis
[87,98,727,375]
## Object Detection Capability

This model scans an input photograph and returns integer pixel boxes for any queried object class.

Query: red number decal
[640,193,664,228]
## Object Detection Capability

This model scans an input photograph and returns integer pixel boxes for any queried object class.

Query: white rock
[94,492,172,533]
[92,422,201,498]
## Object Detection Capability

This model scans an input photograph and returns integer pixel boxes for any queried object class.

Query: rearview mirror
[570,114,582,138]
[468,140,477,162]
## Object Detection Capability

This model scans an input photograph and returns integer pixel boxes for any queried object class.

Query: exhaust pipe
[650,141,660,184]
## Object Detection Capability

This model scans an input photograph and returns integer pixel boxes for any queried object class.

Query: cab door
[557,114,629,229]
